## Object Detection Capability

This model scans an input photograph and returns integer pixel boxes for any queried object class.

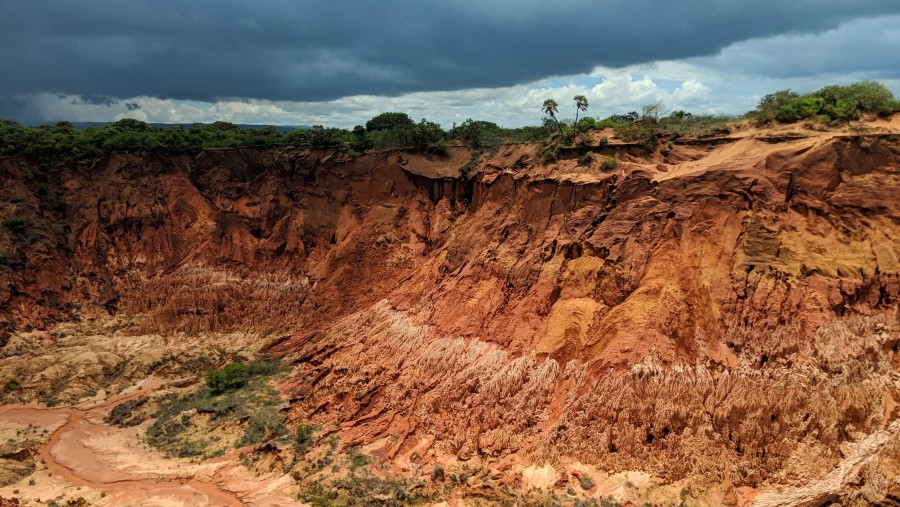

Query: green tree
[410,118,447,155]
[574,95,589,128]
[206,362,249,393]
[542,99,563,136]
[755,90,801,123]
[365,112,414,132]
[454,118,488,148]
[350,125,373,152]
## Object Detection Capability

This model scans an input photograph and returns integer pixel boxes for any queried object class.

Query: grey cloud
[692,14,900,81]
[72,94,118,106]
[1,0,899,119]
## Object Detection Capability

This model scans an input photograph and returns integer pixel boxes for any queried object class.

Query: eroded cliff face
[1,123,899,503]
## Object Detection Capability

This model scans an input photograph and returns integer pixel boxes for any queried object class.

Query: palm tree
[574,95,589,128]
[542,99,563,136]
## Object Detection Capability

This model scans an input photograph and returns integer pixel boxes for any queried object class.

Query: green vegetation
[543,99,563,136]
[206,362,248,393]
[600,156,618,171]
[104,398,146,427]
[2,215,33,239]
[573,95,589,128]
[752,81,900,124]
[205,358,281,394]
[299,473,435,507]
[347,447,371,470]
[0,81,895,178]
[0,115,451,162]
[365,112,415,132]
[298,446,434,507]
[295,424,317,455]
[580,475,595,490]
[146,358,287,458]
[3,377,21,392]
[579,151,594,166]
[657,111,734,136]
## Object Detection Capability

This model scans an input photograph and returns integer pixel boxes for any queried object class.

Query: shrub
[641,101,665,123]
[596,118,624,129]
[36,184,65,213]
[2,215,33,238]
[104,398,146,427]
[411,119,448,155]
[295,424,316,454]
[753,81,900,124]
[538,140,561,163]
[600,156,619,171]
[309,125,348,149]
[350,125,373,152]
[3,377,21,392]
[576,116,597,133]
[814,81,897,117]
[775,96,824,122]
[240,406,286,446]
[580,475,594,490]
[658,112,736,136]
[580,151,594,166]
[614,121,658,148]
[206,362,249,393]
[459,149,482,179]
[348,447,371,469]
[452,118,499,149]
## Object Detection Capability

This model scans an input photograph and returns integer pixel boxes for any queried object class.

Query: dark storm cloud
[1,0,899,109]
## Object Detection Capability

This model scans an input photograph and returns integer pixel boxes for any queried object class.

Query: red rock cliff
[1,124,898,499]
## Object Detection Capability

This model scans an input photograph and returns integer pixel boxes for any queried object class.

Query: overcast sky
[3,1,899,127]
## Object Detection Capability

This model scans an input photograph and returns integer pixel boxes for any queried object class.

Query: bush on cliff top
[752,81,900,124]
